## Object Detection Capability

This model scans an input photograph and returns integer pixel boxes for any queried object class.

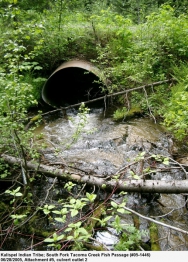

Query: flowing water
[2,106,187,252]
[32,108,188,251]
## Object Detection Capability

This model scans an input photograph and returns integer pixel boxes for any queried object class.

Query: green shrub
[162,64,188,141]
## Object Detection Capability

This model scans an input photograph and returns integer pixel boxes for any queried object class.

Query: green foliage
[41,186,94,249]
[113,107,128,121]
[163,90,188,140]
[149,222,160,251]
[5,186,22,197]
[0,74,42,160]
[110,200,131,216]
[64,182,76,192]
[113,106,142,121]
[5,186,23,204]
[71,103,90,143]
[0,159,10,179]
[0,2,44,169]
[65,221,91,241]
[84,192,97,202]
[65,103,97,149]
[129,170,140,180]
[40,187,147,251]
[114,228,146,251]
[109,0,159,23]
[92,215,112,227]
[41,204,55,215]
[151,154,169,165]
[11,213,27,226]
[111,215,124,233]
[110,199,147,250]
[162,64,188,141]
[108,0,188,21]
[44,232,65,243]
[44,232,65,250]
[16,0,51,12]
[146,5,188,62]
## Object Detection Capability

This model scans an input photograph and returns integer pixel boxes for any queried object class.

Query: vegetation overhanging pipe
[41,79,173,116]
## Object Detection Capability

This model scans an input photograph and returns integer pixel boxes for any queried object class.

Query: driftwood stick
[1,154,188,194]
[41,79,172,116]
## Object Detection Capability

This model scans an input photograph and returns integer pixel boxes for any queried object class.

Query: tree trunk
[2,154,188,193]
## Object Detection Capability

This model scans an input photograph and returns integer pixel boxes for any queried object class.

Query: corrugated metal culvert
[42,60,106,108]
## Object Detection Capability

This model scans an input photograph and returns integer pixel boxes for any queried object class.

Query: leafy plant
[113,107,127,121]
[162,86,188,141]
[65,221,91,241]
[151,154,169,165]
[64,198,86,217]
[44,232,65,249]
[41,204,55,215]
[11,214,27,226]
[66,103,96,149]
[114,228,147,251]
[111,200,130,215]
[83,192,97,203]
[64,182,76,192]
[0,159,10,179]
[92,215,112,227]
[5,187,23,204]
[129,170,140,180]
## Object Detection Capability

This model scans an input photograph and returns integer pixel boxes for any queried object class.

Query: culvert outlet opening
[42,60,106,108]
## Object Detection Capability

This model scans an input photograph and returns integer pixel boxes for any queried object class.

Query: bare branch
[112,200,188,235]
[40,79,173,116]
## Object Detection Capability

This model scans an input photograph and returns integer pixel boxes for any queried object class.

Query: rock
[177,156,188,166]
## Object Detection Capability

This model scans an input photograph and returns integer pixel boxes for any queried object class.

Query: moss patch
[149,222,161,251]
[113,107,142,122]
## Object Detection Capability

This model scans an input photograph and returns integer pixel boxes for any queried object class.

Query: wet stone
[33,110,188,250]
[34,111,184,180]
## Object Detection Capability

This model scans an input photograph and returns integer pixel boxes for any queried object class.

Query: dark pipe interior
[43,67,104,108]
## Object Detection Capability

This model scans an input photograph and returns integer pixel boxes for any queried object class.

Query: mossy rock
[30,114,41,122]
[113,106,143,122]
[149,222,161,251]
[126,107,143,119]
[23,214,52,238]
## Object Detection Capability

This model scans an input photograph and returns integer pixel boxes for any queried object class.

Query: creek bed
[32,108,188,251]
[2,108,186,251]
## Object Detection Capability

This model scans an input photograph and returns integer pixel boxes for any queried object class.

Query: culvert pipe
[42,60,106,108]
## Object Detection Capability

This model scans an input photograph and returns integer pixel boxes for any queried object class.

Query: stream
[32,107,188,251]
[5,107,187,251]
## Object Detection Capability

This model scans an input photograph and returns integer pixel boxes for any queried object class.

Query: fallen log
[1,154,188,194]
